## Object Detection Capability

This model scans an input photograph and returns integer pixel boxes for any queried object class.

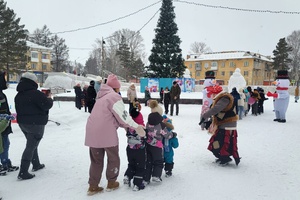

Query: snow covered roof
[26,41,52,51]
[186,51,273,62]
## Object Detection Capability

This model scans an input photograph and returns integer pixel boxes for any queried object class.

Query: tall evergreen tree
[51,34,69,72]
[0,0,28,82]
[29,25,53,48]
[147,0,186,78]
[273,37,292,70]
[116,35,131,81]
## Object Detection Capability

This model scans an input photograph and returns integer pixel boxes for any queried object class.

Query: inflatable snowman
[267,70,290,123]
[200,71,216,130]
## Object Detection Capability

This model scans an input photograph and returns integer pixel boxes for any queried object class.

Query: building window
[196,71,200,76]
[31,52,38,58]
[189,63,192,69]
[42,53,48,59]
[244,61,249,67]
[195,62,201,71]
[229,62,235,67]
[211,62,218,67]
[42,64,47,70]
[31,63,37,69]
[221,62,225,67]
[221,71,225,76]
[204,63,209,69]
[230,71,233,76]
[244,71,248,76]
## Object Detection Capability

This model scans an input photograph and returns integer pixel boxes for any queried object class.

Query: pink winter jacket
[85,84,139,148]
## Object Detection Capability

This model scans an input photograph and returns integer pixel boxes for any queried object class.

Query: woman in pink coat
[85,74,145,196]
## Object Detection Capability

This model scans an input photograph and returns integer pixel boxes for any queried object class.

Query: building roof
[186,51,273,62]
[26,41,52,51]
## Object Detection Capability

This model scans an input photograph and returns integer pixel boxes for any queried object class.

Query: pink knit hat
[107,74,121,89]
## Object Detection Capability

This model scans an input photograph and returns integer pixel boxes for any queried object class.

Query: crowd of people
[84,74,179,195]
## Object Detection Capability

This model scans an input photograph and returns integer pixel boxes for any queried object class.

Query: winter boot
[151,176,162,182]
[0,165,6,176]
[87,185,104,196]
[219,157,232,166]
[106,181,119,192]
[123,175,131,187]
[6,160,19,172]
[18,159,35,180]
[165,171,172,177]
[132,182,145,191]
[32,164,45,172]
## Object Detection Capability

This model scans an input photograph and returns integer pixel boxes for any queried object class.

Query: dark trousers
[0,134,11,167]
[129,103,134,112]
[144,145,164,181]
[19,124,45,173]
[164,102,169,114]
[170,99,179,115]
[124,146,146,187]
[252,101,258,115]
[87,101,95,113]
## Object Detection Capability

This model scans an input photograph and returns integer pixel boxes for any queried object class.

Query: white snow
[1,78,299,200]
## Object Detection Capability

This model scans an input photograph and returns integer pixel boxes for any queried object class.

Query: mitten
[172,132,177,138]
[135,125,146,137]
[199,118,205,125]
[204,120,212,130]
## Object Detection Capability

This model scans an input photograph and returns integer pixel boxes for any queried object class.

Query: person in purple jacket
[85,74,145,196]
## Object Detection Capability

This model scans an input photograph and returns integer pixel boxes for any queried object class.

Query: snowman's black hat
[276,70,289,79]
[205,71,215,79]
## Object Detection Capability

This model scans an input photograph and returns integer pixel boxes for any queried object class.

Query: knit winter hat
[107,74,121,89]
[149,100,163,115]
[22,72,38,82]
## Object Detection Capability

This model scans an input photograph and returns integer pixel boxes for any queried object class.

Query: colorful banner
[148,78,159,92]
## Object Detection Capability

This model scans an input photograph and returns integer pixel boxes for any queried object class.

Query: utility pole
[101,37,105,77]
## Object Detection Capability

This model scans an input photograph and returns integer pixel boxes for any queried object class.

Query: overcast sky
[6,0,300,65]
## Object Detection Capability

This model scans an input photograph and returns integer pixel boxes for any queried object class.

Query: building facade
[9,41,52,84]
[184,51,275,85]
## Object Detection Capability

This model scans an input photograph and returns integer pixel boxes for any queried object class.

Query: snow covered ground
[1,83,299,200]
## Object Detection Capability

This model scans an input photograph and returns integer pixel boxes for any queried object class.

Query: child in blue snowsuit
[162,115,179,177]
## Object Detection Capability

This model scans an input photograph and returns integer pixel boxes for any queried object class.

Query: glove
[199,118,205,125]
[135,125,146,137]
[204,120,212,130]
[172,132,177,138]
[266,91,278,98]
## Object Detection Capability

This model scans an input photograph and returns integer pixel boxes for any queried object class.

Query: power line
[51,0,162,35]
[174,0,300,14]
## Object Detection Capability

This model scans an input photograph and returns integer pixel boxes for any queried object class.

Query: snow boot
[32,164,45,172]
[106,181,119,192]
[219,157,232,166]
[18,172,35,180]
[132,182,145,191]
[152,176,162,182]
[123,175,131,187]
[87,185,104,196]
[165,171,172,177]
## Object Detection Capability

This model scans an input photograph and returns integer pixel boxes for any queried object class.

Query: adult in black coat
[163,87,171,114]
[0,71,19,173]
[15,72,53,180]
[86,81,97,113]
[230,87,240,114]
[74,84,83,110]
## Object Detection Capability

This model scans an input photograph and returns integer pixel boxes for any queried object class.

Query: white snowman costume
[267,70,290,122]
[200,71,216,130]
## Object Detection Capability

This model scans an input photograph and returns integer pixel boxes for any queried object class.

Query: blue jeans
[238,106,244,119]
[0,134,11,166]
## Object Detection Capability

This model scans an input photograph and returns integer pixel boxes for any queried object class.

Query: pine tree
[147,0,186,78]
[116,35,131,81]
[0,0,29,82]
[273,37,292,70]
[29,25,53,48]
[51,34,69,72]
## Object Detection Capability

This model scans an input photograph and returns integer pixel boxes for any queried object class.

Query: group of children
[123,99,179,191]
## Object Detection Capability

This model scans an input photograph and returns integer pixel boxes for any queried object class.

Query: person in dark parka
[15,72,53,180]
[86,81,97,113]
[74,83,83,110]
[0,71,19,173]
